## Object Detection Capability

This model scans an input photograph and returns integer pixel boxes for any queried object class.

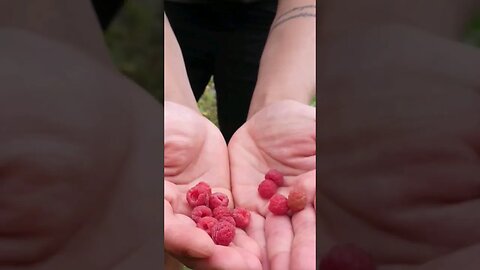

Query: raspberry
[320,244,376,270]
[211,221,236,246]
[186,182,212,207]
[191,205,213,223]
[209,192,229,209]
[196,216,218,236]
[219,215,236,226]
[213,206,232,220]
[258,179,277,199]
[268,194,289,215]
[265,169,284,186]
[232,207,250,229]
[287,190,307,213]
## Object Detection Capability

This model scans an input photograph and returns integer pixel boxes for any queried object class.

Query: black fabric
[91,0,126,30]
[166,0,267,4]
[165,1,277,142]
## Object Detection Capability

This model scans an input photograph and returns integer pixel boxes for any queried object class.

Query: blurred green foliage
[105,0,163,101]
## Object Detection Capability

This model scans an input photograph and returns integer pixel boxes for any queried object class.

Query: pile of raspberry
[258,169,308,215]
[186,182,250,246]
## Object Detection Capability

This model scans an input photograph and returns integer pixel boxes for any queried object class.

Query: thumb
[164,200,215,259]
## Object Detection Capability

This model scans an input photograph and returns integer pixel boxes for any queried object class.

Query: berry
[232,207,250,229]
[258,179,277,199]
[288,190,307,213]
[319,244,376,270]
[186,182,212,207]
[265,169,284,186]
[209,192,229,209]
[219,215,236,226]
[213,206,232,220]
[191,205,213,223]
[196,216,218,236]
[211,221,236,246]
[268,194,289,215]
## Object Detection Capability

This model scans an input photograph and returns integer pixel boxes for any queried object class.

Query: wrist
[248,83,314,118]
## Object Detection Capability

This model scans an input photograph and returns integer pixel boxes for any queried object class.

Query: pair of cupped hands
[164,100,316,270]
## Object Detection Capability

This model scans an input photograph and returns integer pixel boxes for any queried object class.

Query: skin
[316,1,480,268]
[163,102,262,270]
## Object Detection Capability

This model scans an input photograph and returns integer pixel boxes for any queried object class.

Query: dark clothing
[166,0,266,3]
[91,0,277,142]
[165,1,277,142]
[91,0,125,30]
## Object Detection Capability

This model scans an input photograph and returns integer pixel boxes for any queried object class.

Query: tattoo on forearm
[271,5,316,30]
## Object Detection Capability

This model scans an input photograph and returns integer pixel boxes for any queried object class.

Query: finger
[233,229,262,259]
[164,200,214,259]
[265,213,294,270]
[245,213,268,261]
[184,245,263,270]
[290,205,316,270]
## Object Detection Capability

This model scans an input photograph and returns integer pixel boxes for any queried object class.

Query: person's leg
[91,0,126,30]
[164,2,217,101]
[213,1,277,142]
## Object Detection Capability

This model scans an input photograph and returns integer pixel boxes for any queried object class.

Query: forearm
[248,0,316,118]
[164,14,199,112]
[0,0,112,67]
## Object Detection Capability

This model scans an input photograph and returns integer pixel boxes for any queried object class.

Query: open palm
[228,100,316,270]
[164,101,262,270]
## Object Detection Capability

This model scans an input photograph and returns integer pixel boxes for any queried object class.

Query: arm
[248,0,316,118]
[0,0,113,67]
[164,14,199,112]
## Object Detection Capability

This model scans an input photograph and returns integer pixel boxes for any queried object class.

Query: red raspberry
[320,244,376,270]
[209,192,229,209]
[196,216,218,236]
[265,169,284,186]
[268,194,289,215]
[186,182,212,207]
[219,215,236,226]
[232,207,250,229]
[213,206,232,220]
[211,220,236,246]
[191,205,213,223]
[258,179,277,199]
[287,189,307,213]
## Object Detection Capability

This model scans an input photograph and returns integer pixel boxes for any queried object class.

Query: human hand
[164,101,262,270]
[229,100,316,270]
[316,25,480,269]
[0,29,163,269]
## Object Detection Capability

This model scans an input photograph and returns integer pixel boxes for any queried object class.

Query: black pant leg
[164,2,218,101]
[213,1,277,142]
[91,0,126,30]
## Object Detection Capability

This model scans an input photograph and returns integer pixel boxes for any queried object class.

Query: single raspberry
[265,169,284,186]
[232,207,250,229]
[320,244,376,270]
[219,215,236,226]
[211,220,236,246]
[209,192,229,209]
[186,182,212,207]
[288,189,307,213]
[213,206,232,220]
[258,179,277,199]
[268,194,289,215]
[191,205,213,223]
[196,181,212,193]
[196,216,218,236]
